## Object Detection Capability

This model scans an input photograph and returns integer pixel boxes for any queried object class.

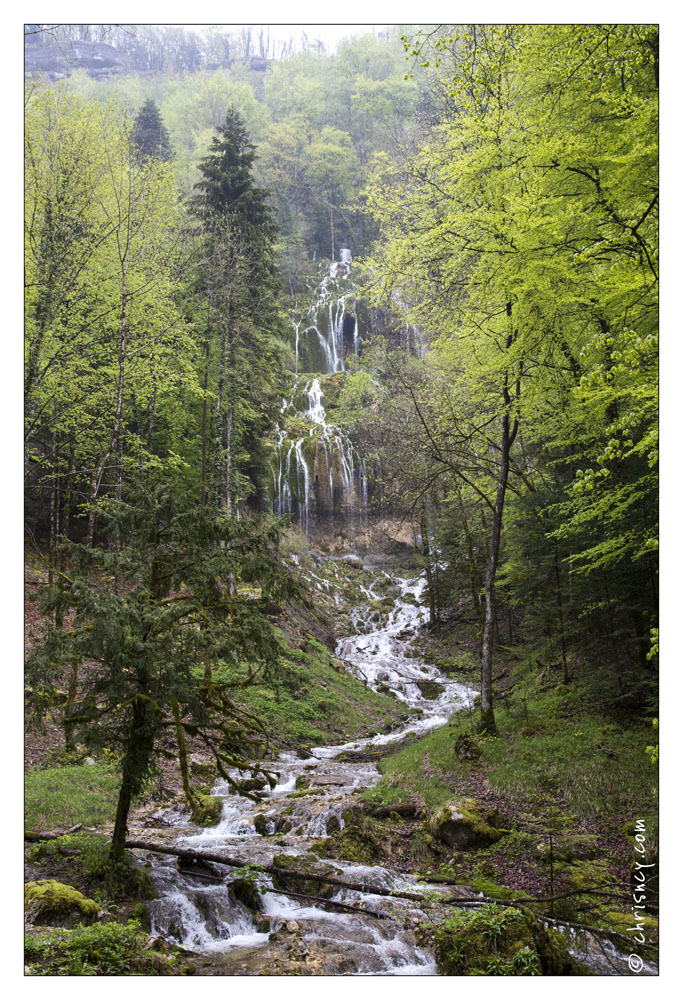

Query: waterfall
[295,256,357,376]
[271,253,370,532]
[271,377,368,533]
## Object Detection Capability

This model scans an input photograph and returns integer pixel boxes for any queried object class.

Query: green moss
[435,904,586,976]
[27,832,156,902]
[25,880,100,927]
[319,823,379,864]
[426,799,504,850]
[190,793,223,827]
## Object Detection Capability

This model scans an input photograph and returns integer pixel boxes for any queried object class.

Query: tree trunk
[553,544,569,684]
[479,315,519,734]
[87,267,129,547]
[456,487,484,643]
[201,313,210,506]
[111,697,154,860]
[171,696,196,813]
[420,512,437,628]
[63,661,79,750]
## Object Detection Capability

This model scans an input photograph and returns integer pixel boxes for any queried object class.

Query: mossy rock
[427,798,504,851]
[295,775,311,791]
[190,793,223,827]
[435,904,589,976]
[25,880,101,928]
[271,853,337,899]
[318,822,379,864]
[253,813,270,836]
[232,877,264,913]
[600,909,658,946]
[535,834,600,863]
[416,680,444,700]
[326,814,341,835]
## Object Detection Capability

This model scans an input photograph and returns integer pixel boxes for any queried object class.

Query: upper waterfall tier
[291,254,360,375]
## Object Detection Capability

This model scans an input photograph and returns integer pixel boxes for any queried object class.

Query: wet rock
[427,798,504,850]
[271,853,337,899]
[24,880,101,928]
[232,877,264,913]
[295,775,311,790]
[416,680,444,700]
[253,813,270,836]
[285,920,300,933]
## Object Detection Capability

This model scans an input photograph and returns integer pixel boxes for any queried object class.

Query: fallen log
[370,803,419,819]
[25,832,658,959]
[170,864,388,920]
[124,839,435,904]
[25,823,83,842]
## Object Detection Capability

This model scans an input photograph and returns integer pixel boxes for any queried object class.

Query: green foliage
[361,23,658,682]
[26,487,298,852]
[25,920,186,976]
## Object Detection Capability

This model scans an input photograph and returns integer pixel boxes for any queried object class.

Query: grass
[25,920,189,976]
[25,762,121,831]
[237,632,406,746]
[365,653,657,826]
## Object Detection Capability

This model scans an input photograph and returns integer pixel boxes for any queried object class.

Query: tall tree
[26,489,297,858]
[191,108,287,518]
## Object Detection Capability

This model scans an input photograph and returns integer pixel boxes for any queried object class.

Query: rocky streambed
[135,570,475,974]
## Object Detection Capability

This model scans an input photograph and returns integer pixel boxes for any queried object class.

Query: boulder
[427,798,503,850]
[416,680,444,700]
[435,904,590,975]
[24,880,101,928]
[190,792,223,827]
[271,853,337,899]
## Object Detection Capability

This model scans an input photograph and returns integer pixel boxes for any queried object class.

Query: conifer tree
[131,98,173,162]
[26,488,298,858]
[191,108,287,517]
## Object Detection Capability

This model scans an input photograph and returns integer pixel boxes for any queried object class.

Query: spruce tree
[26,488,298,858]
[131,99,173,163]
[191,109,287,517]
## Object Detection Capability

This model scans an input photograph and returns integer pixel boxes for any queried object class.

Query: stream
[140,569,474,974]
[136,567,657,976]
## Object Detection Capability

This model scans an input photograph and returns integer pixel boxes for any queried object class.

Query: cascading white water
[271,377,367,532]
[138,563,475,975]
[293,253,358,377]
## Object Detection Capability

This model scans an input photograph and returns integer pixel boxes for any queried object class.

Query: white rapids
[141,564,474,975]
